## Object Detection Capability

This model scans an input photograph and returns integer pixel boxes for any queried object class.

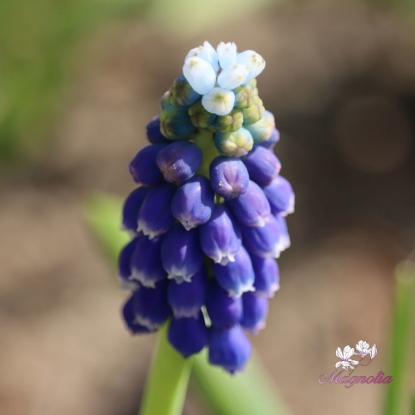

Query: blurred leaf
[0,0,149,162]
[83,192,129,265]
[193,349,292,415]
[146,0,278,37]
[368,0,415,13]
[383,261,415,415]
[83,192,292,415]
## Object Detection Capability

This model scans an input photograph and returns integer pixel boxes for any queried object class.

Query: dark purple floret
[251,255,280,297]
[275,214,291,253]
[161,223,204,284]
[240,292,269,334]
[168,268,206,318]
[129,144,167,186]
[241,145,281,186]
[118,237,140,285]
[125,281,171,331]
[213,246,255,297]
[228,180,270,227]
[209,325,252,373]
[146,115,171,144]
[122,187,150,235]
[200,203,242,265]
[242,214,281,258]
[171,175,214,230]
[168,314,209,358]
[122,295,156,334]
[205,280,243,328]
[156,141,203,183]
[209,156,249,200]
[130,235,167,288]
[262,176,295,216]
[137,182,176,239]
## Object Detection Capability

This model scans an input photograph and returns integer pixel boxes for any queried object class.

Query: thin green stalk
[383,261,415,415]
[139,323,192,415]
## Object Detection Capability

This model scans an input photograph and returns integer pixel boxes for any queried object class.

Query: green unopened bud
[169,92,179,107]
[233,84,256,109]
[160,91,173,110]
[242,96,264,125]
[160,106,196,139]
[171,75,201,107]
[248,78,257,88]
[244,110,275,143]
[188,100,216,128]
[214,108,243,133]
[251,87,259,96]
[214,127,254,157]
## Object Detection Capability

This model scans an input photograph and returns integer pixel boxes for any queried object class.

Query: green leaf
[0,0,149,162]
[146,0,278,37]
[383,261,415,415]
[83,192,129,265]
[193,349,292,415]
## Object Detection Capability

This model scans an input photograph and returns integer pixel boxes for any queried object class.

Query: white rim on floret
[166,266,195,284]
[133,315,161,331]
[136,221,162,240]
[228,282,255,298]
[282,194,295,216]
[172,306,200,319]
[130,268,157,289]
[117,276,139,291]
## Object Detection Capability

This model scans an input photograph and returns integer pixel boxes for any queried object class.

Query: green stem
[383,261,415,415]
[193,128,220,178]
[139,323,192,415]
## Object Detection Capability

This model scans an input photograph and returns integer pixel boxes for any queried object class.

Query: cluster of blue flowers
[119,41,294,374]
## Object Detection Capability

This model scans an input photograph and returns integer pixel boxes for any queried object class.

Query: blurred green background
[0,0,414,414]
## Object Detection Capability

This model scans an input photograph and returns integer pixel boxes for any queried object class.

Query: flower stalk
[139,323,192,415]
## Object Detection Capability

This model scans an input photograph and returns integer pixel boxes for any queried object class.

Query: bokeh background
[1,0,415,414]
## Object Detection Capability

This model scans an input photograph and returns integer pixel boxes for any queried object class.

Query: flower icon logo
[335,340,377,373]
[335,346,360,370]
[369,344,377,360]
[354,340,371,358]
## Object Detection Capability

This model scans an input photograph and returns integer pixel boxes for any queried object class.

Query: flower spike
[118,40,294,372]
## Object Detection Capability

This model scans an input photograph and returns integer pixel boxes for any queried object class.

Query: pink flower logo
[354,340,371,358]
[335,346,360,370]
[369,344,377,360]
[335,340,377,374]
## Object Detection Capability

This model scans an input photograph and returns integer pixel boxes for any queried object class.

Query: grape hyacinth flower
[118,41,295,374]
